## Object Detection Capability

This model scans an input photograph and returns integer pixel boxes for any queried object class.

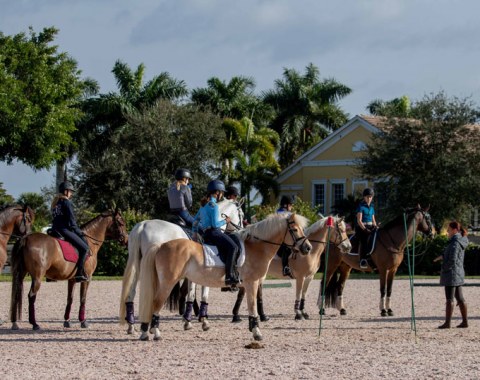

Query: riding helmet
[207,179,226,193]
[280,195,293,206]
[363,188,374,197]
[175,168,192,180]
[59,181,75,193]
[225,185,240,198]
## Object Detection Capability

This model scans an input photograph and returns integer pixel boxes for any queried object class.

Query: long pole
[318,216,334,337]
[403,213,417,337]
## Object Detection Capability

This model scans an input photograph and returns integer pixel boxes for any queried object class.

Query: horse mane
[304,216,329,236]
[237,213,309,242]
[0,204,21,226]
[80,211,113,231]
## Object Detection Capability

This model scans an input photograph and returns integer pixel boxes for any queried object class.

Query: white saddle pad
[203,240,246,268]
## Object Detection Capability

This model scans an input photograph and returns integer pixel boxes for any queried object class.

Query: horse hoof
[202,323,210,332]
[64,321,71,328]
[184,321,193,331]
[11,322,19,330]
[340,309,347,316]
[153,334,161,341]
[387,309,394,316]
[381,309,387,317]
[302,313,310,320]
[127,324,135,335]
[232,315,242,323]
[81,321,89,329]
[253,334,263,341]
[295,314,304,321]
[32,324,40,331]
[140,333,150,341]
[260,314,270,322]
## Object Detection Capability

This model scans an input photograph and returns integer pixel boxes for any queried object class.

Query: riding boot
[457,302,468,328]
[438,301,454,329]
[281,244,292,277]
[224,251,239,289]
[75,250,88,283]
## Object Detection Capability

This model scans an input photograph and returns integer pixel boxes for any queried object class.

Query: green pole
[403,212,417,337]
[318,217,333,337]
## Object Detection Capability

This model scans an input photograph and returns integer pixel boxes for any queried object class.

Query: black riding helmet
[363,188,374,197]
[207,179,226,193]
[175,168,192,180]
[280,195,293,207]
[225,185,240,198]
[59,181,75,193]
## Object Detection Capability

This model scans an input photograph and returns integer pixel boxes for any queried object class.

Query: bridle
[83,211,127,246]
[249,218,309,252]
[309,219,350,249]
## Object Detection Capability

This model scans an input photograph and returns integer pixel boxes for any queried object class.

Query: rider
[277,195,294,277]
[224,185,245,229]
[167,168,195,227]
[51,181,90,283]
[192,180,240,289]
[356,188,377,269]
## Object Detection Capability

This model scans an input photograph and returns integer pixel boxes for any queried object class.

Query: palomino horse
[231,215,352,322]
[138,213,312,341]
[119,199,243,334]
[10,209,128,330]
[0,204,35,272]
[318,206,433,317]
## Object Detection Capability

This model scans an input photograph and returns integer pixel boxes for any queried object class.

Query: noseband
[309,220,349,249]
[249,218,308,251]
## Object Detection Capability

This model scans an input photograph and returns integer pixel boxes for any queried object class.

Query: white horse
[119,199,244,333]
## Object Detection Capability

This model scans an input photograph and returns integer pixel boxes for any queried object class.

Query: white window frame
[330,179,346,212]
[311,179,327,215]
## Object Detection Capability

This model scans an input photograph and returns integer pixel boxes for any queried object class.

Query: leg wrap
[248,316,259,332]
[64,303,72,321]
[294,299,300,311]
[125,302,135,324]
[299,298,306,311]
[150,314,160,329]
[183,301,193,322]
[79,304,86,322]
[198,301,208,321]
[140,322,149,332]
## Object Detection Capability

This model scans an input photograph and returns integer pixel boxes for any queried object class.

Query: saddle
[166,215,194,240]
[350,229,379,256]
[46,229,88,264]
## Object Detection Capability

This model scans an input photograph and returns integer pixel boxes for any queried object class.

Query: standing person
[193,180,240,289]
[51,181,90,283]
[356,188,377,269]
[434,221,469,329]
[277,195,294,277]
[167,168,195,227]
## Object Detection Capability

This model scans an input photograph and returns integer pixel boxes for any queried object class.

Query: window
[331,182,345,211]
[313,183,326,215]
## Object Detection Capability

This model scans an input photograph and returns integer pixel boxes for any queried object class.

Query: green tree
[359,92,480,225]
[263,63,352,168]
[0,27,95,170]
[16,192,50,231]
[367,95,411,117]
[0,182,14,204]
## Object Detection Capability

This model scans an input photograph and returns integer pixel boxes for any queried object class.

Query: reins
[248,218,308,250]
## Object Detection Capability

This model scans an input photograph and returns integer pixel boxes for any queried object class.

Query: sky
[1,0,480,198]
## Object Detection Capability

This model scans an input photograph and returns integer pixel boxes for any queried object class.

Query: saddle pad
[55,239,89,264]
[203,240,246,268]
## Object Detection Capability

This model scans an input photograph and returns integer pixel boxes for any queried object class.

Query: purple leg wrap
[64,303,72,321]
[79,304,86,322]
[183,301,193,322]
[28,294,37,325]
[198,302,208,321]
[125,302,135,324]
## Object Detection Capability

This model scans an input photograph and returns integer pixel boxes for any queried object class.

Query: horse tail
[166,281,181,312]
[323,270,340,308]
[138,243,161,323]
[10,237,27,323]
[119,221,144,325]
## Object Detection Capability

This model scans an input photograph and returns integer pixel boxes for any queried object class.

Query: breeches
[60,229,89,255]
[204,228,238,261]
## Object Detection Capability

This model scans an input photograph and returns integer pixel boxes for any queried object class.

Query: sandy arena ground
[0,278,479,379]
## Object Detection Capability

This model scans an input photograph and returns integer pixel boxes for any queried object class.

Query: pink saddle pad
[55,239,89,264]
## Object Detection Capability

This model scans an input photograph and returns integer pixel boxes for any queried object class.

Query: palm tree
[263,63,352,168]
[366,95,411,117]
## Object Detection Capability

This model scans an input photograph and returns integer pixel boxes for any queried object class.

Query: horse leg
[63,279,76,328]
[125,271,138,334]
[336,264,352,316]
[79,281,90,328]
[199,286,210,331]
[299,276,313,320]
[28,278,42,330]
[294,277,305,320]
[232,286,245,323]
[318,263,336,315]
[182,280,196,331]
[245,280,262,341]
[257,282,269,322]
[178,279,188,316]
[385,270,396,316]
[379,270,388,317]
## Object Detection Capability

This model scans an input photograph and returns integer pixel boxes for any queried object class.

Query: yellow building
[276,115,384,214]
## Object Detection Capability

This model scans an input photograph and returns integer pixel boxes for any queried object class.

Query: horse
[138,213,312,341]
[10,209,128,330]
[119,199,244,334]
[318,206,433,317]
[231,215,352,322]
[0,204,35,273]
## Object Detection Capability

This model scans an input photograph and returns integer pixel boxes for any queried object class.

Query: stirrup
[283,266,293,277]
[359,259,368,269]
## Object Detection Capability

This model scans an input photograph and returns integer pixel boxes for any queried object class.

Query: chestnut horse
[0,204,35,272]
[318,206,433,317]
[231,215,352,322]
[138,213,312,341]
[10,209,128,330]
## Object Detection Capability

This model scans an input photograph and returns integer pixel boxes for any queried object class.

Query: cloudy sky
[1,0,480,198]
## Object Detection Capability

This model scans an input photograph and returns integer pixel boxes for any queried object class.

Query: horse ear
[424,204,430,212]
[417,203,421,210]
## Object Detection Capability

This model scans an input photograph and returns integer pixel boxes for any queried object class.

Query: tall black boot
[75,250,88,283]
[224,251,239,288]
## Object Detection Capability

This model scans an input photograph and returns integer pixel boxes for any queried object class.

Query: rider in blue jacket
[51,181,89,282]
[356,188,377,269]
[193,180,240,289]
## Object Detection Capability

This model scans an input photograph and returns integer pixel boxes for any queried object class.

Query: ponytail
[448,221,468,237]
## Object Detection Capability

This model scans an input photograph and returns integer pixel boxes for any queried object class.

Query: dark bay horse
[0,204,35,272]
[138,213,312,341]
[318,206,433,317]
[231,216,352,322]
[10,209,128,330]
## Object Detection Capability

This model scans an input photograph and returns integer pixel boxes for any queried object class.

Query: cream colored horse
[138,213,312,342]
[232,215,352,321]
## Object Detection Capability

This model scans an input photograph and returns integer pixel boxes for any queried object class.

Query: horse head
[106,208,128,246]
[285,213,312,255]
[305,215,351,254]
[13,204,35,237]
[408,205,434,237]
[218,199,244,233]
[331,216,352,254]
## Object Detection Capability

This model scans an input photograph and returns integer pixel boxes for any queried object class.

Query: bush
[251,197,321,224]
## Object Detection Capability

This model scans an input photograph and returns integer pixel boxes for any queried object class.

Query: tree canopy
[0,27,95,170]
[359,92,480,225]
